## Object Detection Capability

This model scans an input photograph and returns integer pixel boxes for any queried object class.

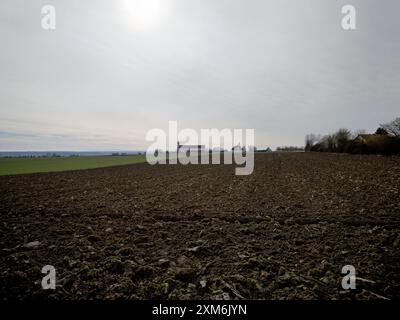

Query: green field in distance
[0,155,147,176]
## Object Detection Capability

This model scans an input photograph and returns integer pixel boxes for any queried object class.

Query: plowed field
[1,153,399,300]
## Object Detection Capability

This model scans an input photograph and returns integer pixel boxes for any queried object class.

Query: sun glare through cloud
[120,0,165,31]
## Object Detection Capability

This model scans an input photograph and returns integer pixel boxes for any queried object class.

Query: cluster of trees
[305,128,354,153]
[305,117,400,156]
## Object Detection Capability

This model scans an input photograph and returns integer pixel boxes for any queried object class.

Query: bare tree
[326,134,336,151]
[334,128,352,152]
[381,117,400,136]
[305,134,319,151]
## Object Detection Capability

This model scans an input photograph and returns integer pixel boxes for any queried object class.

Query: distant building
[177,142,205,153]
[350,133,400,155]
[232,145,242,152]
[354,134,387,144]
[255,147,272,152]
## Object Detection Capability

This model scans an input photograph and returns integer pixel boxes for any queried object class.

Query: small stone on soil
[24,241,41,249]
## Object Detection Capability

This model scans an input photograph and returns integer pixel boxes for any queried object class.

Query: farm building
[256,147,272,152]
[353,134,386,144]
[177,142,205,153]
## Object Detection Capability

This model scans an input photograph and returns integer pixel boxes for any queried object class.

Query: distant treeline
[2,153,62,158]
[0,151,145,158]
[276,146,304,152]
[305,117,400,156]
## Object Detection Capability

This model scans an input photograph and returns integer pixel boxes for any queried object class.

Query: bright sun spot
[121,0,164,31]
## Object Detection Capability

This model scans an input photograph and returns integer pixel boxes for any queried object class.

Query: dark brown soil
[1,153,399,300]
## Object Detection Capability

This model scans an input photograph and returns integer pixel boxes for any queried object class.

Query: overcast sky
[0,0,399,151]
